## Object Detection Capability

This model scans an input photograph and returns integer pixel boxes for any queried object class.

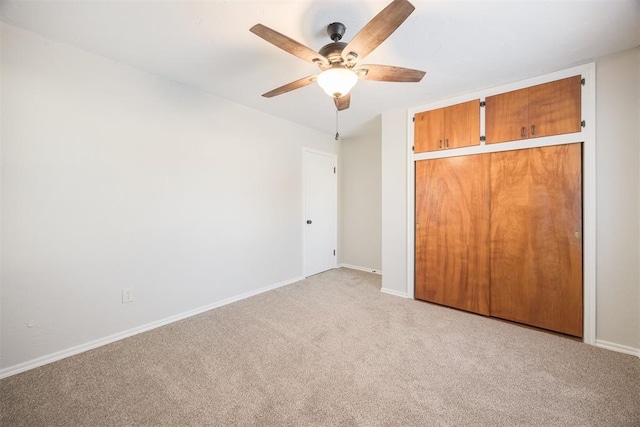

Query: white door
[304,149,337,277]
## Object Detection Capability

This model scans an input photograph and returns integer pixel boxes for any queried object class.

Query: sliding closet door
[490,143,583,336]
[415,154,490,315]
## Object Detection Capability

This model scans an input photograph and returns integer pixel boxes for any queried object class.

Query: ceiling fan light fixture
[317,67,358,98]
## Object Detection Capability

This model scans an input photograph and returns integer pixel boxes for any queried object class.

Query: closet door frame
[407,62,596,345]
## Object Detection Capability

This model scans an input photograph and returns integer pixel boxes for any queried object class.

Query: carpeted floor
[1,268,639,426]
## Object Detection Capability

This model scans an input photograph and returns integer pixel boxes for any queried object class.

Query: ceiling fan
[250,0,425,111]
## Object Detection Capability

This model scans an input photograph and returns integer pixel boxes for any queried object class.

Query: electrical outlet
[122,288,134,304]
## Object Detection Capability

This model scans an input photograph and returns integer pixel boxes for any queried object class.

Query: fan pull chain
[335,109,340,141]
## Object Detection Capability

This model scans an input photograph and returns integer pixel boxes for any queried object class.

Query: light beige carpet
[1,268,639,426]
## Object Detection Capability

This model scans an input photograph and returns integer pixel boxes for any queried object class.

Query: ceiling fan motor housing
[319,41,347,63]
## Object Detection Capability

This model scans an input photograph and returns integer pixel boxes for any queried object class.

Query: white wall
[595,47,640,351]
[380,109,408,297]
[380,47,640,352]
[338,118,381,272]
[0,24,337,373]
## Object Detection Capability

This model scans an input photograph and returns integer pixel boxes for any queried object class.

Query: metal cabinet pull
[531,124,536,136]
[439,139,442,149]
[521,126,526,138]
[445,139,449,148]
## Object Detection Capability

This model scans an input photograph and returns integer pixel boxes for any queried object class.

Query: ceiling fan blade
[250,24,329,67]
[262,75,318,98]
[356,64,425,82]
[334,93,351,111]
[341,0,415,64]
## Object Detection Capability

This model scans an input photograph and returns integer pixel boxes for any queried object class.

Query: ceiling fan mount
[326,22,346,42]
[249,0,426,111]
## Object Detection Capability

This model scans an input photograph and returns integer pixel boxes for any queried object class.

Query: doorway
[304,149,337,277]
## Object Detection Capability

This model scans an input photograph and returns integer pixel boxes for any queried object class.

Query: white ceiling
[1,0,639,137]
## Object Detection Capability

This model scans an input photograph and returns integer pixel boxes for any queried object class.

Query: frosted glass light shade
[317,67,358,98]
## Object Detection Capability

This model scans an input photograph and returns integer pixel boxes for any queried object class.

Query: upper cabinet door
[486,75,581,144]
[528,75,582,139]
[445,99,481,150]
[485,87,529,144]
[414,108,444,153]
[414,100,480,153]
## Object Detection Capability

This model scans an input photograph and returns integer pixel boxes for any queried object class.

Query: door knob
[306,220,312,224]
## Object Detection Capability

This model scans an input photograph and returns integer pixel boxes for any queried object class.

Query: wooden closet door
[415,155,490,315]
[490,143,583,336]
[485,87,529,144]
[414,108,444,153]
[444,99,480,149]
[528,76,582,139]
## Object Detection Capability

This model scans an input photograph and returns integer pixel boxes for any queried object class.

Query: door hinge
[412,145,415,151]
[412,116,415,122]
[333,166,336,174]
[581,120,586,128]
[333,249,336,256]
[581,78,586,86]
[480,101,486,107]
[480,136,486,142]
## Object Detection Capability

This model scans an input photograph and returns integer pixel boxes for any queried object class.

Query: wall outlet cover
[122,288,134,304]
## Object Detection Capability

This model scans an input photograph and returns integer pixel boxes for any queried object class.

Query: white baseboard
[0,276,304,380]
[595,339,640,358]
[339,263,382,275]
[380,287,410,298]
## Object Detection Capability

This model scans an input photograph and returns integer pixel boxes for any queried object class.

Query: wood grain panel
[262,75,317,98]
[485,87,529,144]
[358,64,425,82]
[334,93,350,111]
[415,155,491,314]
[341,0,415,63]
[528,76,582,139]
[414,108,444,153]
[445,99,481,149]
[249,24,328,66]
[490,143,583,336]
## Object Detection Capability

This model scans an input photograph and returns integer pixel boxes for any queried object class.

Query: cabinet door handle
[531,124,536,136]
[521,126,526,138]
[445,139,449,148]
[439,140,442,148]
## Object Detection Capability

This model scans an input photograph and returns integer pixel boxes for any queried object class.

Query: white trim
[339,263,382,275]
[406,112,415,300]
[595,340,640,358]
[412,132,584,161]
[302,148,338,278]
[581,65,597,346]
[381,288,409,298]
[302,147,338,158]
[0,276,303,380]
[407,63,597,345]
